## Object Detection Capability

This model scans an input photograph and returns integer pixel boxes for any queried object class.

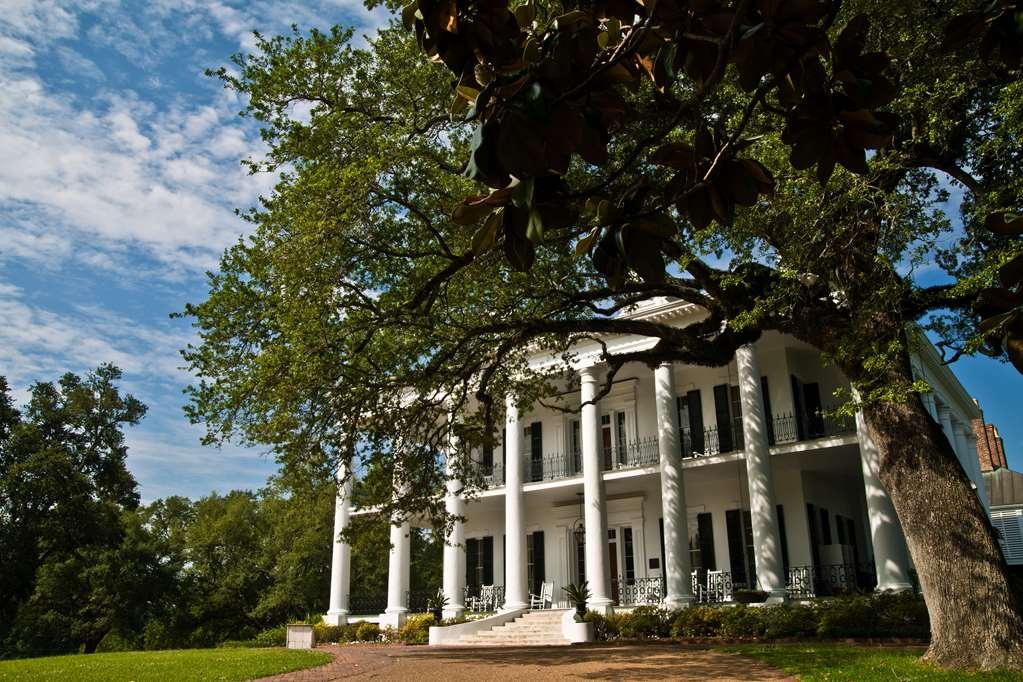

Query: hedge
[584,592,928,642]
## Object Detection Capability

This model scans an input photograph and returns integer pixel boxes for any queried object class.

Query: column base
[764,588,789,604]
[586,597,614,615]
[379,609,408,629]
[323,609,349,626]
[442,606,465,620]
[876,581,914,593]
[663,594,695,610]
[501,600,528,612]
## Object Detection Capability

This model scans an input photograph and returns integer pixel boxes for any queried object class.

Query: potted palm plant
[562,581,590,618]
[426,592,449,623]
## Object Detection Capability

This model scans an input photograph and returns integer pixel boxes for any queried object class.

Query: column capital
[578,364,600,381]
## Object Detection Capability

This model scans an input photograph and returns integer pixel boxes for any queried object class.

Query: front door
[608,540,620,603]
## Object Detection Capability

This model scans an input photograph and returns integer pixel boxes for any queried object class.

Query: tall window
[623,527,635,583]
[570,420,581,473]
[615,411,627,465]
[677,390,704,455]
[713,384,743,453]
[526,531,545,595]
[575,531,586,584]
[725,509,756,588]
[465,536,494,592]
[689,512,716,574]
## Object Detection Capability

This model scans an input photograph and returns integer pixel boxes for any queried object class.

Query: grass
[0,647,332,681]
[725,643,1023,681]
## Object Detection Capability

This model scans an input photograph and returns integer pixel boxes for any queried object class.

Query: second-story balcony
[468,408,857,488]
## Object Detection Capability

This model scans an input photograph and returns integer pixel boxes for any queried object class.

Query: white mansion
[322,298,988,631]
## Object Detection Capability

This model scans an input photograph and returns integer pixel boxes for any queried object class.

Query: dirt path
[254,642,795,681]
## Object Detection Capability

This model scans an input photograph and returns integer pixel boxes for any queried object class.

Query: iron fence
[612,576,665,606]
[405,589,439,613]
[463,584,505,611]
[786,563,877,599]
[348,593,387,615]
[693,569,734,603]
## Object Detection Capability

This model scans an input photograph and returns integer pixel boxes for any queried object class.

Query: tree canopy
[185,0,1023,668]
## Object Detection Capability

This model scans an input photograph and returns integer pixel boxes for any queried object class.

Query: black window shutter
[697,512,716,571]
[742,510,756,588]
[530,422,542,481]
[776,504,789,576]
[761,376,775,445]
[845,518,860,565]
[687,390,704,454]
[820,508,832,545]
[790,375,806,440]
[713,384,733,452]
[533,531,545,594]
[466,538,480,591]
[805,504,821,567]
[658,517,666,576]
[836,515,847,545]
[725,509,746,585]
[482,536,494,584]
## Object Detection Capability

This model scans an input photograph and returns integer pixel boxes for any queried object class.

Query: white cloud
[55,46,105,81]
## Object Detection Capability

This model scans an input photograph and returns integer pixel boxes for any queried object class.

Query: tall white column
[855,409,913,591]
[954,420,989,510]
[963,426,990,510]
[381,470,411,628]
[580,366,613,614]
[735,344,786,601]
[325,461,353,625]
[502,394,528,611]
[654,362,694,608]
[442,425,467,619]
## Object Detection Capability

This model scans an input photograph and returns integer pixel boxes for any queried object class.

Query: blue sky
[1,1,1020,503]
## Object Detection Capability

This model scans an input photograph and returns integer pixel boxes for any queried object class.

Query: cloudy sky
[1,1,1020,503]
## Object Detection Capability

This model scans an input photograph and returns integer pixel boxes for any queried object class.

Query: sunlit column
[654,361,694,608]
[580,365,613,614]
[735,344,786,601]
[502,394,528,611]
[325,460,353,625]
[442,420,467,619]
[855,408,913,592]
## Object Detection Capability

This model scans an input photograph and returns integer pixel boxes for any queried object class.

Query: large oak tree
[186,0,1023,668]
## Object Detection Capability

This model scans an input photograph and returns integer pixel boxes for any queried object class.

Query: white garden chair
[529,581,553,610]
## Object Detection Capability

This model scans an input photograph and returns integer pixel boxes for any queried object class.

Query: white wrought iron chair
[706,570,733,602]
[528,581,553,610]
[467,584,495,613]
[691,570,704,603]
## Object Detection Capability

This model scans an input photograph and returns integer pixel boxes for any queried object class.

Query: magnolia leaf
[999,253,1023,289]
[526,208,544,243]
[986,213,1023,236]
[575,227,600,256]
[513,2,536,27]
[471,209,503,255]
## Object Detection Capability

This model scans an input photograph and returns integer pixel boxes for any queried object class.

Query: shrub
[95,631,136,652]
[254,625,287,647]
[671,606,724,637]
[761,603,818,639]
[313,623,360,644]
[733,590,769,604]
[816,595,875,638]
[618,606,672,639]
[719,605,765,639]
[873,591,929,639]
[394,615,433,644]
[355,621,382,642]
[583,611,617,641]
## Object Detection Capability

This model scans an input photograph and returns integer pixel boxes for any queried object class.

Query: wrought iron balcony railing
[611,576,665,606]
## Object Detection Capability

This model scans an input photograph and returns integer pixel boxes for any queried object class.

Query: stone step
[474,628,562,638]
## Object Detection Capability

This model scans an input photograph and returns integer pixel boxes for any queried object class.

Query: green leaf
[575,227,600,256]
[471,209,503,255]
[526,208,544,243]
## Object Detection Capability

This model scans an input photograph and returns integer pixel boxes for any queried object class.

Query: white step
[455,609,571,647]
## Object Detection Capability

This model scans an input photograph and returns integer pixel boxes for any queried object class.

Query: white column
[380,471,411,628]
[502,394,528,611]
[954,420,989,510]
[442,426,467,619]
[580,366,613,614]
[964,426,990,510]
[325,461,353,625]
[735,344,787,601]
[654,362,694,608]
[855,408,913,592]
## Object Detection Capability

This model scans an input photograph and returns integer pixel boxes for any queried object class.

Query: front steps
[454,609,571,646]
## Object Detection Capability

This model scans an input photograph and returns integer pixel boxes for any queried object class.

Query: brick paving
[253,642,795,681]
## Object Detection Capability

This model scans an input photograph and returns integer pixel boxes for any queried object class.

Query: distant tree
[0,366,158,655]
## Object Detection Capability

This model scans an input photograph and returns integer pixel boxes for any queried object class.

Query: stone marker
[286,624,315,649]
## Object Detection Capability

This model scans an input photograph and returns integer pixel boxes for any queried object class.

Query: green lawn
[0,647,332,681]
[726,643,1023,681]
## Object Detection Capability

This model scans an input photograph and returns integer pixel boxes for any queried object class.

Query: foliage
[390,615,434,644]
[355,622,382,642]
[0,648,331,682]
[582,594,931,642]
[562,582,591,607]
[727,643,1023,681]
[253,625,287,648]
[733,590,769,604]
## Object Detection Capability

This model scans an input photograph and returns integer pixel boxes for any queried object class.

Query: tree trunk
[851,361,1023,669]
